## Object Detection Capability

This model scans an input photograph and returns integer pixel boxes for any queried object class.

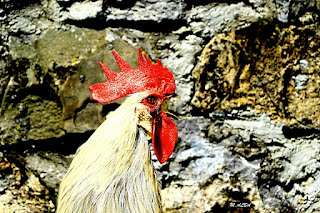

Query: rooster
[57,48,178,213]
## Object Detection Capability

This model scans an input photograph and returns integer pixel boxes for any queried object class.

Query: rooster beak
[171,93,180,99]
[165,93,179,99]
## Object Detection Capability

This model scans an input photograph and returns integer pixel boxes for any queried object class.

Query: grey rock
[276,0,290,22]
[0,174,14,193]
[289,0,320,18]
[299,59,309,69]
[276,0,320,23]
[6,4,44,35]
[44,0,69,23]
[222,151,260,182]
[293,74,308,91]
[209,109,320,212]
[155,115,266,212]
[158,116,261,186]
[0,153,55,212]
[24,153,70,194]
[68,0,102,20]
[160,34,203,114]
[265,137,320,212]
[224,112,285,142]
[174,139,226,185]
[279,139,320,185]
[105,0,184,23]
[188,3,263,38]
[259,186,290,209]
[299,11,319,24]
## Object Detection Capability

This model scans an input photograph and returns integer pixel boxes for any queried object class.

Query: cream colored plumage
[57,91,161,213]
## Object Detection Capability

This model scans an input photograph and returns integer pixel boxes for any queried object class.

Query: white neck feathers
[57,92,161,213]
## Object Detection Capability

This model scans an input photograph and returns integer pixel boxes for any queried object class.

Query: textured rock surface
[192,22,320,127]
[1,27,141,144]
[105,0,184,23]
[1,0,320,212]
[154,114,319,212]
[0,153,55,212]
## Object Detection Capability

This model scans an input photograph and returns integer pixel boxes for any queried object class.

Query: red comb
[89,48,175,103]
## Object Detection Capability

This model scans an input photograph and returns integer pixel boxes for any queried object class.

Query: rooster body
[57,48,177,213]
[57,92,161,212]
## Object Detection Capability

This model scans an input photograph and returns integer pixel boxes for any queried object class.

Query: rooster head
[89,48,178,164]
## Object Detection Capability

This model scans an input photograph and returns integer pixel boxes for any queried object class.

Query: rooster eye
[147,96,156,105]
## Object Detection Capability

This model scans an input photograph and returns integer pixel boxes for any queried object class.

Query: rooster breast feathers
[57,91,161,213]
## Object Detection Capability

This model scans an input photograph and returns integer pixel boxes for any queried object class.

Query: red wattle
[152,110,178,164]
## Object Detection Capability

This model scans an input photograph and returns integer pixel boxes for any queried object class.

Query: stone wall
[0,0,319,212]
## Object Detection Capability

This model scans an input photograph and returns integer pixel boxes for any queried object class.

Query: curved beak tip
[172,93,180,99]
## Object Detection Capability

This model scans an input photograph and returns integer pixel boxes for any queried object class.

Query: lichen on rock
[192,22,320,127]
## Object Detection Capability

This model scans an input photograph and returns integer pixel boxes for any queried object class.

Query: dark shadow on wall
[2,131,94,156]
[282,125,320,139]
[65,18,188,33]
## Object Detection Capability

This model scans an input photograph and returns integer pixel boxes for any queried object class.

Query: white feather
[57,91,161,213]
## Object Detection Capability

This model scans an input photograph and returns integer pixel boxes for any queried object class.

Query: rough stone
[105,0,185,23]
[224,112,285,143]
[221,111,320,212]
[289,0,320,19]
[187,2,265,38]
[68,0,102,21]
[159,34,203,114]
[24,152,70,195]
[0,154,55,213]
[259,137,320,212]
[154,116,267,212]
[293,74,308,91]
[191,23,320,127]
[1,27,142,144]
